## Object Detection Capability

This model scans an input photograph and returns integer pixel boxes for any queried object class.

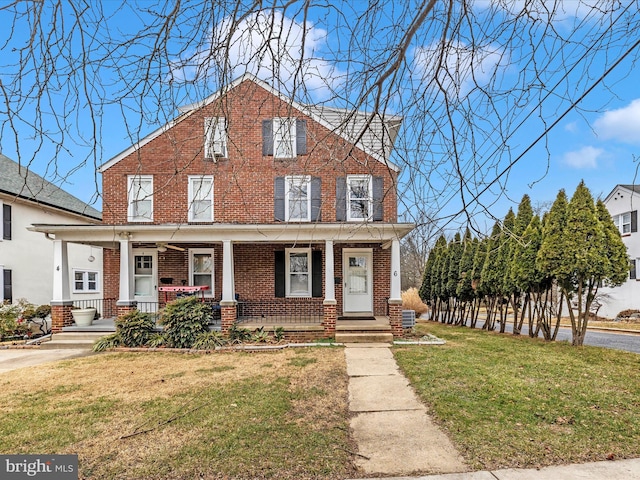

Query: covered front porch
[32,222,413,340]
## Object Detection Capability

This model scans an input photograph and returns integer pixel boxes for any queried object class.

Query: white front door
[133,249,158,312]
[343,249,373,315]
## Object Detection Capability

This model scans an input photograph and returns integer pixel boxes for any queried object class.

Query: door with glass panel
[342,249,373,315]
[133,249,158,312]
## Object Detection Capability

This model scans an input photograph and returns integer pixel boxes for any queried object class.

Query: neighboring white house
[0,154,103,307]
[599,184,639,319]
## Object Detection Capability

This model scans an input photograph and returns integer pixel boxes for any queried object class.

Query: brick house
[35,75,414,339]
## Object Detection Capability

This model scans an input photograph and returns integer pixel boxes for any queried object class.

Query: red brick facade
[101,80,397,225]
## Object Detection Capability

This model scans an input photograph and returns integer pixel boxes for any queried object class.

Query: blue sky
[1,1,639,238]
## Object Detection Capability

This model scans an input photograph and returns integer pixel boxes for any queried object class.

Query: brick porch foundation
[388,299,403,338]
[322,300,337,337]
[220,302,237,334]
[50,302,74,333]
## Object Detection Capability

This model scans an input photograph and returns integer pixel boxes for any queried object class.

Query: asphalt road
[461,316,640,354]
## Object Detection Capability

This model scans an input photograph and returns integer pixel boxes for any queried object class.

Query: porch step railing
[72,298,117,319]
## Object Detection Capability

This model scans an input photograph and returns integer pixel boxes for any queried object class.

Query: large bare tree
[1,0,639,239]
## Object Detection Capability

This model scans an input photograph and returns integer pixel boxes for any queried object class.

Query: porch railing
[72,298,117,318]
[236,298,323,324]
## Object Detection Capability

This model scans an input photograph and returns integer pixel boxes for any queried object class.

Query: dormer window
[263,118,307,158]
[204,117,227,159]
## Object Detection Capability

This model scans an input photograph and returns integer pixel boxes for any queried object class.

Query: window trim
[188,248,215,297]
[346,175,373,222]
[204,117,227,159]
[284,175,311,222]
[127,175,153,222]
[285,248,312,297]
[72,269,100,294]
[188,175,214,222]
[273,118,296,159]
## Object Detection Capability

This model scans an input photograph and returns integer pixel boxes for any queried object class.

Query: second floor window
[263,118,307,158]
[188,176,214,222]
[128,175,153,222]
[204,117,227,159]
[285,176,311,222]
[347,175,373,221]
[612,210,637,235]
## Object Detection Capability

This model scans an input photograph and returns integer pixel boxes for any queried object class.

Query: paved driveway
[0,348,93,374]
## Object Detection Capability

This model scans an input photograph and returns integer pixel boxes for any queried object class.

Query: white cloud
[563,146,604,169]
[170,11,342,101]
[473,0,611,24]
[594,99,640,145]
[564,121,578,133]
[413,40,507,98]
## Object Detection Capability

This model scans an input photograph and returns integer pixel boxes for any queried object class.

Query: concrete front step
[335,332,394,343]
[40,332,109,350]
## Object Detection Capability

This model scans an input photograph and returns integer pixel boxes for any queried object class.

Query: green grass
[0,349,355,479]
[394,322,640,470]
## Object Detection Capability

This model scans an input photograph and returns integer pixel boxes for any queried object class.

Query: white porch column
[324,240,335,302]
[118,238,135,305]
[390,238,402,301]
[221,240,235,302]
[52,239,70,302]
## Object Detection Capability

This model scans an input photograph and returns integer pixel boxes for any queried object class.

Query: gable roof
[604,184,640,204]
[99,74,401,173]
[0,154,102,221]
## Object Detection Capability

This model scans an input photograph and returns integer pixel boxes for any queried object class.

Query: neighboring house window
[612,210,637,235]
[630,259,637,280]
[73,269,100,293]
[188,175,214,222]
[274,177,321,222]
[2,204,11,240]
[285,248,311,297]
[204,117,227,159]
[262,118,307,158]
[128,175,153,222]
[347,175,373,221]
[189,249,214,294]
[1,268,12,303]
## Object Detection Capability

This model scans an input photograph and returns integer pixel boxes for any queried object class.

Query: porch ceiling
[29,222,415,248]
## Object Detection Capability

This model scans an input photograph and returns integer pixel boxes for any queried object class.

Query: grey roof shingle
[619,184,640,194]
[0,154,101,220]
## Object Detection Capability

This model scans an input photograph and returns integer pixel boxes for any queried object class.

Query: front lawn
[394,322,640,470]
[0,348,356,479]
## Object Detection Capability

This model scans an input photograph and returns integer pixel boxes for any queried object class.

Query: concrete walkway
[0,348,93,374]
[346,343,640,480]
[345,343,467,476]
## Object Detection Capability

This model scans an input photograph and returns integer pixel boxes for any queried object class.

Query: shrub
[147,332,168,348]
[93,333,122,352]
[0,302,29,341]
[193,331,227,349]
[34,305,51,319]
[160,297,212,348]
[115,310,156,347]
[402,287,429,315]
[228,323,252,343]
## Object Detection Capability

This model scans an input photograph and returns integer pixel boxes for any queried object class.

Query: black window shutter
[3,204,11,240]
[312,250,322,297]
[631,259,637,280]
[262,120,273,156]
[296,119,307,155]
[336,177,346,221]
[311,177,321,222]
[274,177,285,221]
[372,176,384,221]
[3,269,12,303]
[631,210,637,233]
[275,251,285,297]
